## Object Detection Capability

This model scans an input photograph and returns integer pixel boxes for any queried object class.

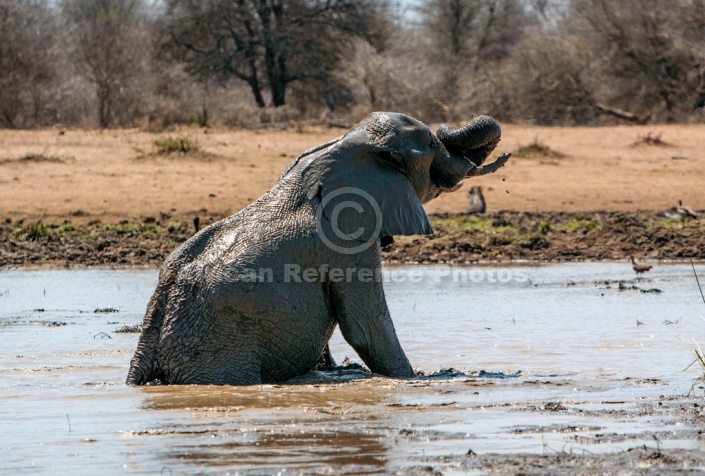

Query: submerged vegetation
[687,260,705,395]
[115,324,142,334]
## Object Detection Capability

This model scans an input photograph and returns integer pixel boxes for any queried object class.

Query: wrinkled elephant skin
[127,112,509,385]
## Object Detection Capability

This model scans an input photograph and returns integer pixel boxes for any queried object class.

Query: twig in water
[67,414,72,433]
[93,332,112,339]
[691,258,705,306]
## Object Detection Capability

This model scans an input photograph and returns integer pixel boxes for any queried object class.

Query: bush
[516,139,565,158]
[153,136,200,155]
[15,221,48,241]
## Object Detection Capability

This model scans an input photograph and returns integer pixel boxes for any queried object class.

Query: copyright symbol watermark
[316,186,383,255]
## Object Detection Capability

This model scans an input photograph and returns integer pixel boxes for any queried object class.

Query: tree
[62,0,147,127]
[0,0,58,128]
[572,0,705,122]
[416,0,527,106]
[160,0,388,108]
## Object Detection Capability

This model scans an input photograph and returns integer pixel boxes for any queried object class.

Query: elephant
[126,112,510,385]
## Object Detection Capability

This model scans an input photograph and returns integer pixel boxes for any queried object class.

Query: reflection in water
[164,428,387,473]
[137,378,391,473]
[1,264,705,474]
[140,375,382,410]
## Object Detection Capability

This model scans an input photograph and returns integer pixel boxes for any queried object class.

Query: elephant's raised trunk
[437,115,501,167]
[431,115,510,189]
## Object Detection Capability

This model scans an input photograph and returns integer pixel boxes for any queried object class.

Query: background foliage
[1,0,703,129]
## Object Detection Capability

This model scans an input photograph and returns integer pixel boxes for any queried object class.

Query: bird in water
[630,256,652,279]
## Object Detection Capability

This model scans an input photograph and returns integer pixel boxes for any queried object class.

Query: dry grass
[515,138,565,159]
[0,152,74,164]
[153,135,201,155]
[0,123,704,224]
[633,132,671,147]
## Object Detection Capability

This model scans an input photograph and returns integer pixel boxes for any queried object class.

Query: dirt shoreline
[1,210,702,268]
[1,123,704,223]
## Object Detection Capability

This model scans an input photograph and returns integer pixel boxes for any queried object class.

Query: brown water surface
[1,264,704,474]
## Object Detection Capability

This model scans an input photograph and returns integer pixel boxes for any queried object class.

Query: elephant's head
[284,112,510,251]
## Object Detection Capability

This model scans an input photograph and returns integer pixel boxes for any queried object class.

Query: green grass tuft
[153,135,201,155]
[657,218,684,230]
[432,215,492,232]
[539,220,551,234]
[14,221,49,241]
[558,218,601,233]
[56,222,76,233]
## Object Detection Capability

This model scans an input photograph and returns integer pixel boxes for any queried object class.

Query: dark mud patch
[509,424,605,434]
[1,211,703,267]
[0,318,68,328]
[410,447,705,476]
[516,397,705,421]
[386,211,705,264]
[417,368,522,380]
[288,365,522,386]
[397,428,475,442]
[114,324,142,333]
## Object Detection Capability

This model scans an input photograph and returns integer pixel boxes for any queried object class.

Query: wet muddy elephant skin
[127,112,510,385]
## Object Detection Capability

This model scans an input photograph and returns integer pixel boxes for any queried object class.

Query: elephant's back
[158,249,334,384]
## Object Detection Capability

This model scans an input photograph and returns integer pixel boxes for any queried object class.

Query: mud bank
[1,211,702,268]
[385,210,705,264]
[402,447,705,475]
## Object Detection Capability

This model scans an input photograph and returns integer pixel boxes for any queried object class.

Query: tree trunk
[259,1,287,107]
[248,79,266,108]
[270,75,286,107]
[97,83,110,128]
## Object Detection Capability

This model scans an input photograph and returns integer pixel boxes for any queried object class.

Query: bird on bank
[465,185,486,214]
[630,256,652,278]
[193,216,200,233]
[676,200,698,219]
[663,200,699,220]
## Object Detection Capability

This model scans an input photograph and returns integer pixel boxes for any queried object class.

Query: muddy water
[1,263,705,474]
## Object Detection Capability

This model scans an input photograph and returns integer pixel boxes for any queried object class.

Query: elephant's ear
[302,129,432,245]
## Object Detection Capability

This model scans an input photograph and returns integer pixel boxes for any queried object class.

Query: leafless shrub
[572,0,705,123]
[0,1,60,128]
[509,34,598,125]
[0,0,704,129]
[632,133,672,147]
[62,0,150,128]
